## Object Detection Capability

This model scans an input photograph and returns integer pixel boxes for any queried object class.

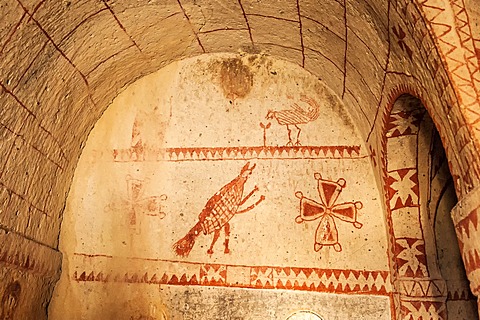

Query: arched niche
[50,53,391,319]
[382,94,477,319]
[430,130,478,318]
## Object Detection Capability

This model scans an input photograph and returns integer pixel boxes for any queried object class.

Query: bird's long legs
[286,125,293,146]
[286,124,302,146]
[294,124,302,146]
[207,229,221,254]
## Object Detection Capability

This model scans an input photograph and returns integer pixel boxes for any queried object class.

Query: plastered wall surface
[49,54,391,319]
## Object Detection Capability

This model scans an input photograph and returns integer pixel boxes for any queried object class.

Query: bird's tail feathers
[172,222,202,257]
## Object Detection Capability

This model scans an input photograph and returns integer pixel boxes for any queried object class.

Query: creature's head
[265,110,275,120]
[240,162,256,178]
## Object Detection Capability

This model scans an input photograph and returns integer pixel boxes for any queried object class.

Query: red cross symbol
[295,173,363,252]
[125,175,167,225]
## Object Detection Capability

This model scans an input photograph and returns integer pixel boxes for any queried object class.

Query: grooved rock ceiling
[1,0,480,319]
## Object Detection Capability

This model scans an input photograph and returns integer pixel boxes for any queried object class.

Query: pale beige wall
[49,54,390,319]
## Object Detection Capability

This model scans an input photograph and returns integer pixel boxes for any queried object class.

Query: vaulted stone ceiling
[1,0,480,318]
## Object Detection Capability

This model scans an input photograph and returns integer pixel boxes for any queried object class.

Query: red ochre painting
[53,54,392,319]
[295,173,363,252]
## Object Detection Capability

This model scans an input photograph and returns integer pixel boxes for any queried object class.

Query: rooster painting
[266,95,321,146]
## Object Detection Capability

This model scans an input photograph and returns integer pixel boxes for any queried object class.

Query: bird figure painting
[266,95,321,146]
[173,162,265,257]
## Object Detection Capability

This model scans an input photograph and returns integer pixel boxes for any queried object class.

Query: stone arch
[413,0,480,150]
[379,83,464,197]
[381,92,477,318]
[431,128,478,317]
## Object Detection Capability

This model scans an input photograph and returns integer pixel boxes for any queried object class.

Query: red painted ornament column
[451,186,480,316]
[382,96,448,319]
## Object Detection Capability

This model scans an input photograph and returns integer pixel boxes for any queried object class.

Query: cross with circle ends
[295,173,363,252]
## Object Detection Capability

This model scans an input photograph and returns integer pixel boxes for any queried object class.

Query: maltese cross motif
[295,173,363,252]
[105,175,167,228]
[124,175,167,225]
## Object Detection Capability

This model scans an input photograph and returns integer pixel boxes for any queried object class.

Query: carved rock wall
[1,0,479,318]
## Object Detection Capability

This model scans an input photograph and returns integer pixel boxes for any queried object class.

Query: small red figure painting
[266,95,321,146]
[126,175,167,225]
[173,162,265,257]
[295,173,363,252]
[105,175,167,227]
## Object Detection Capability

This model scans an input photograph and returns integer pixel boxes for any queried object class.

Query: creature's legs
[236,195,266,214]
[239,185,259,206]
[207,229,221,254]
[224,223,231,254]
[286,125,293,146]
[294,124,302,146]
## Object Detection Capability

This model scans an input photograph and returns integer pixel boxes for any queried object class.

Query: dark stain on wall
[219,58,253,104]
[1,280,21,319]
